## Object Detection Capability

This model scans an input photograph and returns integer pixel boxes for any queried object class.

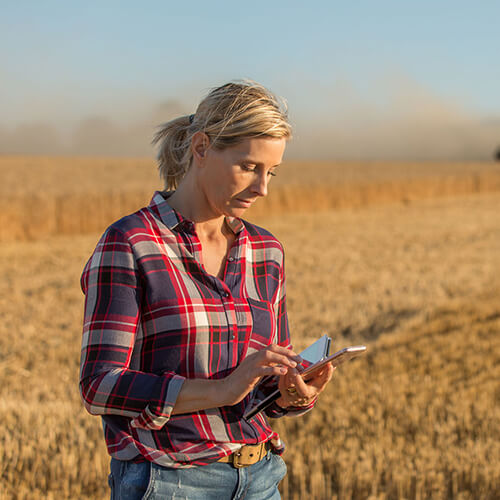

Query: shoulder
[86,208,151,263]
[104,208,150,242]
[80,210,147,292]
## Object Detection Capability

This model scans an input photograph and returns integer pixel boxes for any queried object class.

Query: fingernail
[290,361,297,367]
[280,367,288,374]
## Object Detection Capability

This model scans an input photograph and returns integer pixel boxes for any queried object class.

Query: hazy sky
[2,0,500,159]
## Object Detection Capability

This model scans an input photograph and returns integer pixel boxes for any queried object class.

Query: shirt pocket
[246,297,277,352]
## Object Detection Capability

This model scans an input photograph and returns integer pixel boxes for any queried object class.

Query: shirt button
[223,292,229,298]
[228,257,235,262]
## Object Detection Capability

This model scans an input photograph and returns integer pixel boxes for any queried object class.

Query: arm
[79,226,185,430]
[171,344,303,414]
[80,228,302,422]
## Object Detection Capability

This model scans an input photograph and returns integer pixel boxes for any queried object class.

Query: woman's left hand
[276,362,335,408]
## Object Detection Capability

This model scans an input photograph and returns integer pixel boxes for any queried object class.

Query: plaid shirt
[79,191,315,468]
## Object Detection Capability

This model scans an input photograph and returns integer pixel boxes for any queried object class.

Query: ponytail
[152,115,194,190]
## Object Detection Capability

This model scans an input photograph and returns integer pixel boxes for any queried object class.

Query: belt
[217,441,271,468]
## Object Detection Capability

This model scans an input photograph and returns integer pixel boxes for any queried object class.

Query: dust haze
[1,77,499,161]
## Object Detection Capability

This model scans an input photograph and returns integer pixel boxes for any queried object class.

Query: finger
[292,371,317,398]
[295,363,305,374]
[278,373,289,395]
[260,349,300,370]
[278,372,303,403]
[303,364,335,393]
[318,363,335,382]
[305,363,335,385]
[292,363,335,396]
[313,365,329,377]
[266,344,303,364]
[278,384,302,404]
[305,368,332,389]
[280,369,314,400]
[259,365,290,377]
[280,371,291,389]
[278,368,295,393]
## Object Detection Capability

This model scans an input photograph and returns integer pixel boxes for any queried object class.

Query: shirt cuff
[130,373,185,430]
[264,400,290,418]
[277,396,318,416]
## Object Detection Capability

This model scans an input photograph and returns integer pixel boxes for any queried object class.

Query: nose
[251,172,269,197]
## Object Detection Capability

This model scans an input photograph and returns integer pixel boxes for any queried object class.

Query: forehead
[223,137,286,163]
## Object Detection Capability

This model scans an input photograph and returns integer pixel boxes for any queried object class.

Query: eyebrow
[241,159,281,168]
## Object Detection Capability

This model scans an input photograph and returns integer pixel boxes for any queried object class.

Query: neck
[166,175,231,241]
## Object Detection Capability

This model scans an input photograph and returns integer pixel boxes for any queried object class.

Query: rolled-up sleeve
[79,226,185,430]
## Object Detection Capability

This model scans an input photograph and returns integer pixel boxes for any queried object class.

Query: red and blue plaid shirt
[79,191,314,468]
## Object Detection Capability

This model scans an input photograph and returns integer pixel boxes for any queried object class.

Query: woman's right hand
[219,344,303,407]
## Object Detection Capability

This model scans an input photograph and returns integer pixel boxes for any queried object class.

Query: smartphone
[243,345,367,420]
[300,345,367,381]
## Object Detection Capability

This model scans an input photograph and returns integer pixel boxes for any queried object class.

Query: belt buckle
[232,450,246,469]
[232,442,267,468]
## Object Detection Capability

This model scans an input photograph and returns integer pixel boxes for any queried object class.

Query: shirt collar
[148,190,245,235]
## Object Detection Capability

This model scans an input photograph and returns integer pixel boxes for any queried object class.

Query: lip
[235,198,256,206]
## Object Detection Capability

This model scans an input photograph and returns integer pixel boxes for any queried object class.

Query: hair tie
[188,114,195,124]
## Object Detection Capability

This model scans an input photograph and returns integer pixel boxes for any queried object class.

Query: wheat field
[1,156,500,242]
[0,157,499,499]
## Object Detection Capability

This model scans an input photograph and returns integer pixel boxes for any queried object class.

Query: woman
[79,80,334,499]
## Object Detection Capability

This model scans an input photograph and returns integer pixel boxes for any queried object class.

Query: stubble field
[0,157,499,499]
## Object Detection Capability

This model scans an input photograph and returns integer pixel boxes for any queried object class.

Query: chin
[226,207,248,217]
[223,200,248,216]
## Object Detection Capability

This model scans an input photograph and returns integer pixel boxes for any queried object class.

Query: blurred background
[2,0,500,161]
[1,2,499,499]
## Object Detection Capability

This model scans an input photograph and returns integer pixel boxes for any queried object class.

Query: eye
[241,164,277,176]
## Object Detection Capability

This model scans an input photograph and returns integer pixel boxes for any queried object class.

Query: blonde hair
[152,80,292,190]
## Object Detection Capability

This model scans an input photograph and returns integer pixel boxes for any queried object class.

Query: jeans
[108,451,287,500]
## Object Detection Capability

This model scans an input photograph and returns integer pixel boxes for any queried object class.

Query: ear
[191,132,210,165]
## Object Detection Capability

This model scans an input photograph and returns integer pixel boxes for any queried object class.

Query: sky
[1,0,500,160]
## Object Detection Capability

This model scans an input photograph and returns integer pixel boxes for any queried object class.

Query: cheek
[223,171,247,196]
[206,174,237,206]
[204,163,248,201]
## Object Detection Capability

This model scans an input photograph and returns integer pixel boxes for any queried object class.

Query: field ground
[0,169,499,498]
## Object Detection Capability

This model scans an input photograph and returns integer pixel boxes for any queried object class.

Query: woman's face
[196,135,286,218]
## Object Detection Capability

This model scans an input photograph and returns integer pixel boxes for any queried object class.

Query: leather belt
[217,441,271,468]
